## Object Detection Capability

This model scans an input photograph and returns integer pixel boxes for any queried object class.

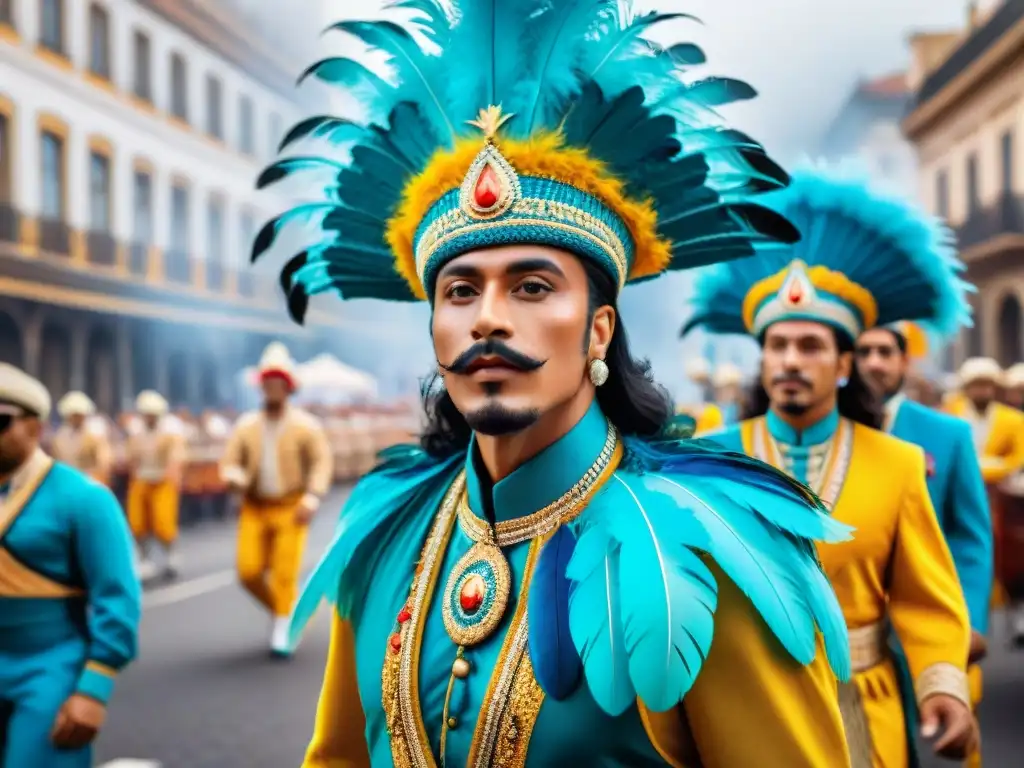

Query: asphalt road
[93,489,1024,767]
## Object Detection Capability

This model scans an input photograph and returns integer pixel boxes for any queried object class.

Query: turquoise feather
[287,447,462,647]
[564,435,853,715]
[566,525,636,716]
[253,0,797,321]
[600,474,717,712]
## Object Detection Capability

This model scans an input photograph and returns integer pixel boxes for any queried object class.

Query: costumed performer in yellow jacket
[126,389,186,581]
[253,1,856,765]
[944,357,1024,485]
[220,342,332,658]
[51,391,113,486]
[685,161,976,767]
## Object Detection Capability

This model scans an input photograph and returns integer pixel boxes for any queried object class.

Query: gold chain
[455,423,619,548]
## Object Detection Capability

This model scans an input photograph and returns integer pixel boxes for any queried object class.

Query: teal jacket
[888,398,992,633]
[0,451,141,704]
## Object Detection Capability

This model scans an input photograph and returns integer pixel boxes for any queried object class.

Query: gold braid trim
[915,662,971,708]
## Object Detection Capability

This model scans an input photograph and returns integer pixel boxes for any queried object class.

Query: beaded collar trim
[456,422,619,548]
[751,416,854,509]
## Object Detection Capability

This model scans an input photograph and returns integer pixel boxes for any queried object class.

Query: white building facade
[0,0,359,412]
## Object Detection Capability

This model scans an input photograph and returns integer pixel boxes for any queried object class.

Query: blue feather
[528,525,583,700]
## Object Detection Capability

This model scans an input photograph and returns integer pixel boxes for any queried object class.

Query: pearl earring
[838,376,849,388]
[588,359,609,387]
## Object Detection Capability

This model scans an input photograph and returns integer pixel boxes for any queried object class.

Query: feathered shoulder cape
[290,434,851,715]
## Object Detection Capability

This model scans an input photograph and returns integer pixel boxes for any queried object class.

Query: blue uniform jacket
[888,399,993,633]
[0,450,141,704]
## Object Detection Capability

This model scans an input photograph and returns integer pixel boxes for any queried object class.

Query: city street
[94,488,1024,767]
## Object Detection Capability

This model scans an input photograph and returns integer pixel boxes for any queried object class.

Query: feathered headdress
[681,160,974,343]
[253,0,800,322]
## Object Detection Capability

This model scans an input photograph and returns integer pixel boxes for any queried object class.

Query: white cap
[135,390,169,416]
[958,357,1003,388]
[0,363,51,420]
[258,341,298,389]
[57,391,96,418]
[684,357,712,384]
[1004,362,1024,389]
[712,362,743,388]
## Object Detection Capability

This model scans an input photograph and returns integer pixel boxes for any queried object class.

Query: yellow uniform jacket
[125,419,187,484]
[944,395,1024,485]
[50,422,113,483]
[220,406,333,505]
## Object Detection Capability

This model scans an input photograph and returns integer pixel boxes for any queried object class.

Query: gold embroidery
[383,474,463,768]
[416,201,629,289]
[491,626,545,767]
[466,538,543,766]
[752,417,853,509]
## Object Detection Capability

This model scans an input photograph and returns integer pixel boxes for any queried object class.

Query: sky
[286,0,990,397]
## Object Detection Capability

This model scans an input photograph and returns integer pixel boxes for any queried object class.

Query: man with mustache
[255,2,854,765]
[687,164,975,767]
[0,364,140,768]
[856,324,991,767]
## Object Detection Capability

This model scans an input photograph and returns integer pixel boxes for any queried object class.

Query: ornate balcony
[87,231,118,266]
[956,192,1024,250]
[39,217,70,255]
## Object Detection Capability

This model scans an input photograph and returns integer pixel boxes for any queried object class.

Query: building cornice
[904,6,1024,140]
[135,0,308,107]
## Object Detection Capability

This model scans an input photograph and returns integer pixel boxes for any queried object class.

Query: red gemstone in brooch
[459,574,487,614]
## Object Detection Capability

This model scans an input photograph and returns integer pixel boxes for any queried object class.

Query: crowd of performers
[5,0,1024,766]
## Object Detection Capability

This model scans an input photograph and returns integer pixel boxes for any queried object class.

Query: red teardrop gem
[397,608,412,624]
[459,574,486,614]
[473,164,501,209]
[389,633,402,653]
[788,281,804,304]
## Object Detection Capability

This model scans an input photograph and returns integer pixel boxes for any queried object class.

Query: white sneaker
[270,616,293,658]
[137,558,158,581]
[163,549,181,579]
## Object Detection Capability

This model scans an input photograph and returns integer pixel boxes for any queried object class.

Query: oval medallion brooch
[442,541,512,647]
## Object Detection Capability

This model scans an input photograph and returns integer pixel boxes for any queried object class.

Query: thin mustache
[439,339,545,374]
[772,373,812,388]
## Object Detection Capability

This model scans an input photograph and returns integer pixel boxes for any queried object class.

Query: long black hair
[419,260,674,457]
[741,329,884,429]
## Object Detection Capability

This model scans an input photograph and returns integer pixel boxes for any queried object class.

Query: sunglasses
[0,406,26,434]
